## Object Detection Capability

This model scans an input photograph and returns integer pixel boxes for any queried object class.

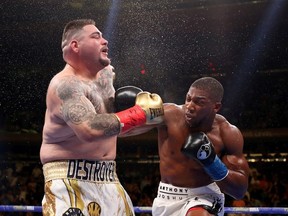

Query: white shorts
[152,182,225,216]
[42,160,134,216]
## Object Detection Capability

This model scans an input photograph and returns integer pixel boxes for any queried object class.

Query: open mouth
[101,47,108,55]
[185,112,194,120]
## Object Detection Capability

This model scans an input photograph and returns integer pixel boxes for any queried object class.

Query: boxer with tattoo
[40,19,163,216]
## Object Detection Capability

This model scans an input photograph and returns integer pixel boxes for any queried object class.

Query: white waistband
[43,160,119,183]
[157,181,221,200]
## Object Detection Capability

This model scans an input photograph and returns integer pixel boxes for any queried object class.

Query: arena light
[225,0,287,105]
[103,0,121,56]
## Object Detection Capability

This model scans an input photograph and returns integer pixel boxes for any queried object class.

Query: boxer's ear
[70,40,79,52]
[214,102,222,112]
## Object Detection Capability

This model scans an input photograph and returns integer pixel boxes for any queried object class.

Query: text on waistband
[159,185,189,194]
[67,160,116,182]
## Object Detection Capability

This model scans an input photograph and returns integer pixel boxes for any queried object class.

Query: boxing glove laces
[181,132,229,181]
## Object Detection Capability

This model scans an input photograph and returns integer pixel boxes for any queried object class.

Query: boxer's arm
[118,124,156,137]
[51,76,120,141]
[216,125,250,200]
[181,125,249,199]
[181,132,229,181]
[53,79,164,141]
[114,91,164,134]
[118,103,172,137]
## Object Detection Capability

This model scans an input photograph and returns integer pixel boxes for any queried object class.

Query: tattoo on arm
[61,97,95,125]
[57,77,92,124]
[89,114,120,136]
[56,76,120,136]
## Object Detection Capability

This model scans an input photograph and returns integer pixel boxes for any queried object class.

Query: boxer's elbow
[222,184,248,200]
[77,126,116,143]
[218,172,249,200]
[231,184,248,200]
[76,130,95,143]
[232,171,249,199]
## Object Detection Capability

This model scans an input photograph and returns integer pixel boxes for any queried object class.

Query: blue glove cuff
[204,155,229,181]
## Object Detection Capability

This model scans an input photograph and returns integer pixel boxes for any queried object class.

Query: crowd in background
[0,160,287,216]
[0,73,287,215]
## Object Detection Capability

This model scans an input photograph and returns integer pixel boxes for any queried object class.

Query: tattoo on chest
[57,77,82,101]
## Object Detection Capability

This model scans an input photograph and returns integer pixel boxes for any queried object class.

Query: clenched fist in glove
[114,86,143,111]
[181,132,229,181]
[114,86,164,135]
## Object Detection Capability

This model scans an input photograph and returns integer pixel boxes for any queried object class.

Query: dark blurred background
[0,0,288,214]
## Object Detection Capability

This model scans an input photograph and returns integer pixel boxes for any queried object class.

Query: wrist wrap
[115,105,146,134]
[204,155,229,181]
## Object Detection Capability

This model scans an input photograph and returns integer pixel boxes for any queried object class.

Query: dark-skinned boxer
[122,77,250,216]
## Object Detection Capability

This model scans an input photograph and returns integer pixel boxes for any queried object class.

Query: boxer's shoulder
[216,114,239,131]
[164,103,183,113]
[215,114,228,125]
[162,103,185,126]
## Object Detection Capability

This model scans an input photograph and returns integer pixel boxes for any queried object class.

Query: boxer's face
[184,87,216,127]
[77,25,110,67]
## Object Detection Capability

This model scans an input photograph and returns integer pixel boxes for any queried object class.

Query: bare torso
[40,65,116,164]
[118,100,249,198]
[158,104,227,188]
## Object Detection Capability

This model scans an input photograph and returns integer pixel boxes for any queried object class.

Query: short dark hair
[61,19,95,48]
[191,77,224,102]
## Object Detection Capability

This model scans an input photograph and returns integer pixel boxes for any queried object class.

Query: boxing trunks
[42,160,134,216]
[152,181,225,216]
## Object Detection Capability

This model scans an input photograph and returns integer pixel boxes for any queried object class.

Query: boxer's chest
[206,129,225,154]
[84,81,115,113]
